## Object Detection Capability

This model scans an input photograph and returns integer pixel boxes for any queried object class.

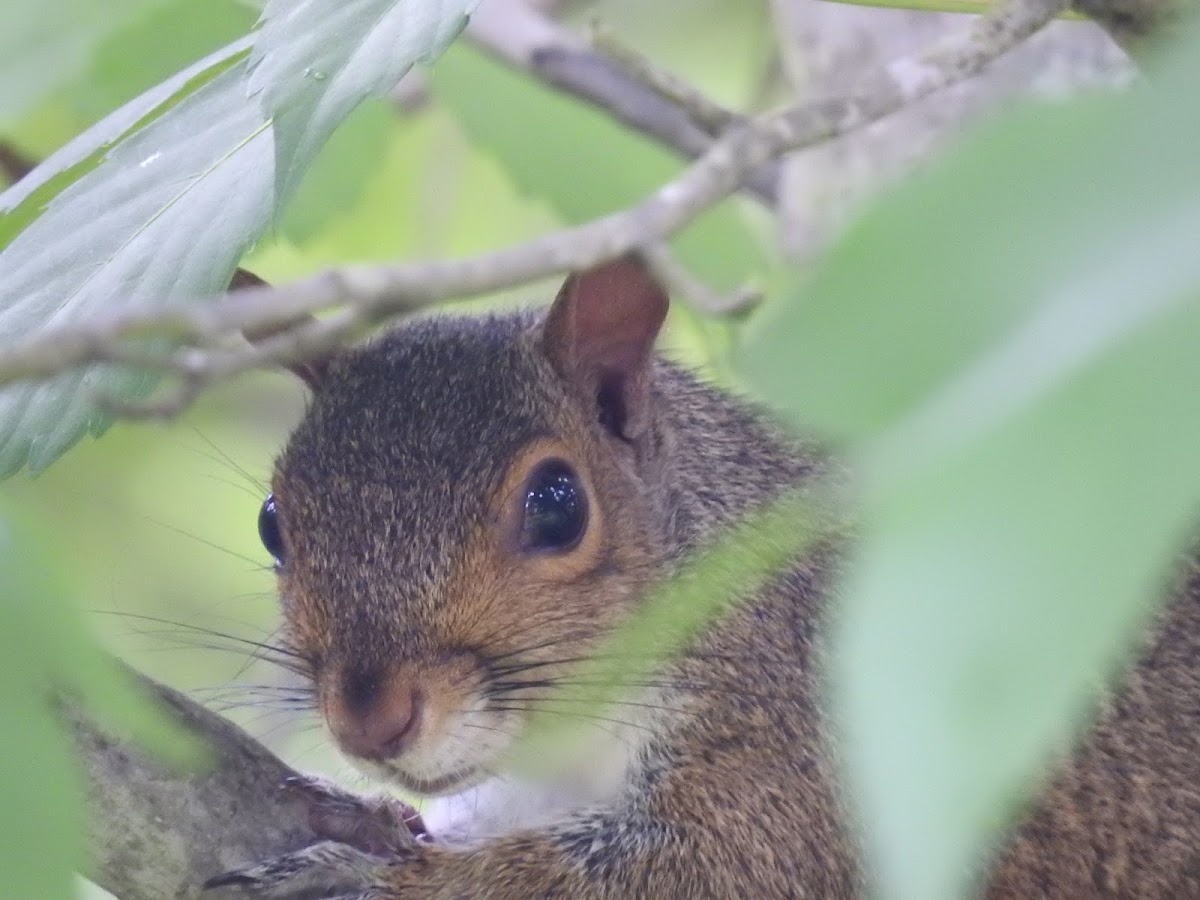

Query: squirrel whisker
[483,704,656,738]
[100,611,316,679]
[484,693,688,717]
[521,676,797,704]
[142,516,274,572]
[185,428,270,495]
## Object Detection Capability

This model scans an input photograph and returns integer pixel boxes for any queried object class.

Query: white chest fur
[422,776,584,843]
[421,696,665,845]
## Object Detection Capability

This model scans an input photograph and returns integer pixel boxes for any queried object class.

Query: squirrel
[207,257,1200,899]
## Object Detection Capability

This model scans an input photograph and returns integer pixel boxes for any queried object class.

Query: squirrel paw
[280,774,431,854]
[204,776,430,898]
[204,839,402,898]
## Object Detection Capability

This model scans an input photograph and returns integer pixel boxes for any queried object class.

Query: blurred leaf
[0,55,273,477]
[431,45,767,292]
[0,497,189,899]
[249,0,477,206]
[0,0,166,126]
[0,38,252,247]
[814,0,1083,17]
[745,29,1200,900]
[562,0,772,112]
[61,0,256,125]
[0,0,479,477]
[248,103,560,274]
[279,98,396,245]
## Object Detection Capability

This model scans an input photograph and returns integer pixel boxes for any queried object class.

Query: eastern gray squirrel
[208,258,1200,898]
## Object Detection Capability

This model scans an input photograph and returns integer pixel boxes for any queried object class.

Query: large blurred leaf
[0,498,191,899]
[0,0,166,126]
[745,28,1200,900]
[0,509,80,900]
[249,0,477,205]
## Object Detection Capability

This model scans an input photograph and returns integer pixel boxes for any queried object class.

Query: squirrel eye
[521,459,587,552]
[258,494,286,566]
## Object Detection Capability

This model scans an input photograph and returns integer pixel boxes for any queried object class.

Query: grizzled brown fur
[223,258,1200,899]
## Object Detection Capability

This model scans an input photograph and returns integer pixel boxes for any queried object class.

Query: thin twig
[463,0,780,204]
[0,141,35,183]
[0,0,1069,418]
[766,0,823,264]
[585,21,740,136]
[641,245,763,318]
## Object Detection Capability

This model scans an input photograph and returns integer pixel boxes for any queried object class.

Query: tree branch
[1072,0,1195,51]
[766,0,827,264]
[463,0,781,204]
[584,22,740,137]
[0,0,1067,418]
[66,666,317,900]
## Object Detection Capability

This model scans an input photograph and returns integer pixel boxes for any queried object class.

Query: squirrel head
[266,257,672,795]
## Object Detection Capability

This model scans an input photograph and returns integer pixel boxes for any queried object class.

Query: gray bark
[66,668,318,900]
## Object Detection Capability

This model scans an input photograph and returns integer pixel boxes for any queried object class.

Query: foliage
[1,2,1198,900]
[430,45,766,291]
[0,0,167,126]
[816,0,1086,16]
[0,499,198,900]
[745,28,1200,900]
[0,0,477,477]
[0,1,480,896]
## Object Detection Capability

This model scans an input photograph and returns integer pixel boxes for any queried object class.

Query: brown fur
[263,259,1200,899]
[986,557,1200,897]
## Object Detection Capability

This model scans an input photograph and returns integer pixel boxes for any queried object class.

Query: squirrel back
[251,257,1200,899]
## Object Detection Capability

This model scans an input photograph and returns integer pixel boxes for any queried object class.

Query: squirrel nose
[328,676,424,762]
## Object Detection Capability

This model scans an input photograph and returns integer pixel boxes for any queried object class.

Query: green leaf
[0,53,272,476]
[0,498,183,899]
[59,0,256,126]
[0,0,480,476]
[1,37,252,234]
[0,0,167,126]
[249,0,478,206]
[814,0,1083,17]
[431,45,767,292]
[744,28,1200,900]
[279,98,397,245]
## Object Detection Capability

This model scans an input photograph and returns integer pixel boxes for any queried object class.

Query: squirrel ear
[541,254,668,441]
[229,268,330,390]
